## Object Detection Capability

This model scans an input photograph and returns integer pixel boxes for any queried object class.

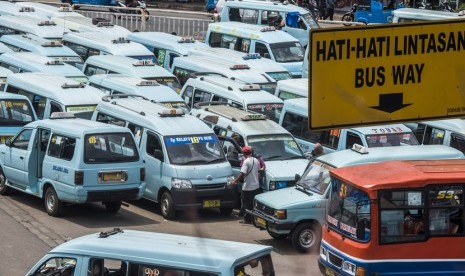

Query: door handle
[20,156,24,160]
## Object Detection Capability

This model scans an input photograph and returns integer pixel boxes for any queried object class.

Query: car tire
[267,228,287,240]
[219,207,233,216]
[0,169,11,195]
[45,187,63,217]
[160,191,176,220]
[291,222,321,253]
[104,201,122,213]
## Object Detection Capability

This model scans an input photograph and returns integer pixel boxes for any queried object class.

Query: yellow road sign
[309,20,465,130]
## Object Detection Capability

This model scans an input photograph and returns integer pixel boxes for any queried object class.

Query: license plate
[255,216,266,228]
[325,267,335,276]
[203,200,220,208]
[99,171,126,183]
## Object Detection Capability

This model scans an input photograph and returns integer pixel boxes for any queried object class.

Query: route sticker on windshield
[56,136,62,145]
[88,136,96,144]
[289,141,297,148]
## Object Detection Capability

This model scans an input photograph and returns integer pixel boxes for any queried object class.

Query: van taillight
[140,168,145,182]
[74,171,84,185]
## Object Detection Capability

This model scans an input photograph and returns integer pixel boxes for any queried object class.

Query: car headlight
[269,181,276,190]
[226,176,235,189]
[171,178,192,189]
[319,246,327,261]
[274,209,286,219]
[342,261,356,276]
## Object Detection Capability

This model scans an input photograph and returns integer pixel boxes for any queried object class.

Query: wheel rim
[299,229,314,248]
[161,197,169,216]
[0,172,5,189]
[46,192,55,212]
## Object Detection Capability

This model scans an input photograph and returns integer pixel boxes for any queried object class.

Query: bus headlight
[171,178,192,189]
[342,261,356,275]
[319,246,327,261]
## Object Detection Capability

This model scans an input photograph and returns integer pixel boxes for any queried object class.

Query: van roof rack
[194,102,240,122]
[102,94,150,116]
[99,227,124,238]
[198,77,233,91]
[62,82,86,89]
[19,7,35,12]
[189,72,227,79]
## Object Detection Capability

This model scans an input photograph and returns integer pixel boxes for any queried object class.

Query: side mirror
[294,173,300,183]
[153,149,164,162]
[5,140,11,147]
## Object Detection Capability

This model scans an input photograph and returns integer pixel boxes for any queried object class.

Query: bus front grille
[328,251,343,268]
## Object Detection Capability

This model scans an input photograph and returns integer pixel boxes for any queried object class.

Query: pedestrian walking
[324,0,335,20]
[232,146,261,224]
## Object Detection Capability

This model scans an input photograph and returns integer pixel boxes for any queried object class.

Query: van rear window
[84,133,139,163]
[0,99,35,125]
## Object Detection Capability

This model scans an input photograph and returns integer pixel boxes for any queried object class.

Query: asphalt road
[0,191,321,275]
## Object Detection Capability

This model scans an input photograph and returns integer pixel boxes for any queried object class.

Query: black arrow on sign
[370,93,411,113]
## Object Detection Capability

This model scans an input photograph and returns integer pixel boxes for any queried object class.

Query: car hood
[265,159,308,180]
[255,185,321,209]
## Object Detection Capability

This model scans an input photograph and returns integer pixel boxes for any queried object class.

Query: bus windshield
[297,161,332,195]
[327,177,371,242]
[365,132,419,147]
[270,42,304,63]
[247,103,283,123]
[0,99,35,125]
[247,134,305,161]
[164,134,226,165]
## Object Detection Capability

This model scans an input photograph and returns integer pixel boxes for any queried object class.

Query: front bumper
[247,209,295,234]
[171,184,238,210]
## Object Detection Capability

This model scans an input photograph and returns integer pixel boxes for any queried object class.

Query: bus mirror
[295,174,300,183]
[356,219,366,240]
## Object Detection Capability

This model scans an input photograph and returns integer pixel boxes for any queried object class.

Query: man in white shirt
[232,146,261,224]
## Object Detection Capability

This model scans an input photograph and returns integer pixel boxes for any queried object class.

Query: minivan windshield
[164,134,226,165]
[0,99,35,125]
[84,132,139,163]
[66,105,96,120]
[146,77,183,94]
[270,42,304,63]
[297,161,332,195]
[247,134,305,161]
[247,103,283,123]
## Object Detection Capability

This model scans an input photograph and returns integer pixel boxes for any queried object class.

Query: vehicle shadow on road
[4,193,158,228]
[256,238,320,256]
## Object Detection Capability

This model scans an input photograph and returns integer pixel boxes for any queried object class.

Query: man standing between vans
[232,146,260,224]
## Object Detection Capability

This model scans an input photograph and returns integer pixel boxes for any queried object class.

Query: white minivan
[219,0,320,47]
[92,95,236,219]
[205,22,304,77]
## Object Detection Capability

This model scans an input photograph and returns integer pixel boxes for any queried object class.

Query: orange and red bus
[319,159,465,276]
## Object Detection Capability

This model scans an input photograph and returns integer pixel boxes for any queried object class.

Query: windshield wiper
[295,184,313,196]
[283,155,305,160]
[183,159,207,165]
[205,157,226,164]
[266,155,282,160]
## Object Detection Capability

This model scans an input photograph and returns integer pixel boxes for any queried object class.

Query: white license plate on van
[98,171,127,183]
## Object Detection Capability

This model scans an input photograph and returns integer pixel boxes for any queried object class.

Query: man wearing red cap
[232,146,261,224]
